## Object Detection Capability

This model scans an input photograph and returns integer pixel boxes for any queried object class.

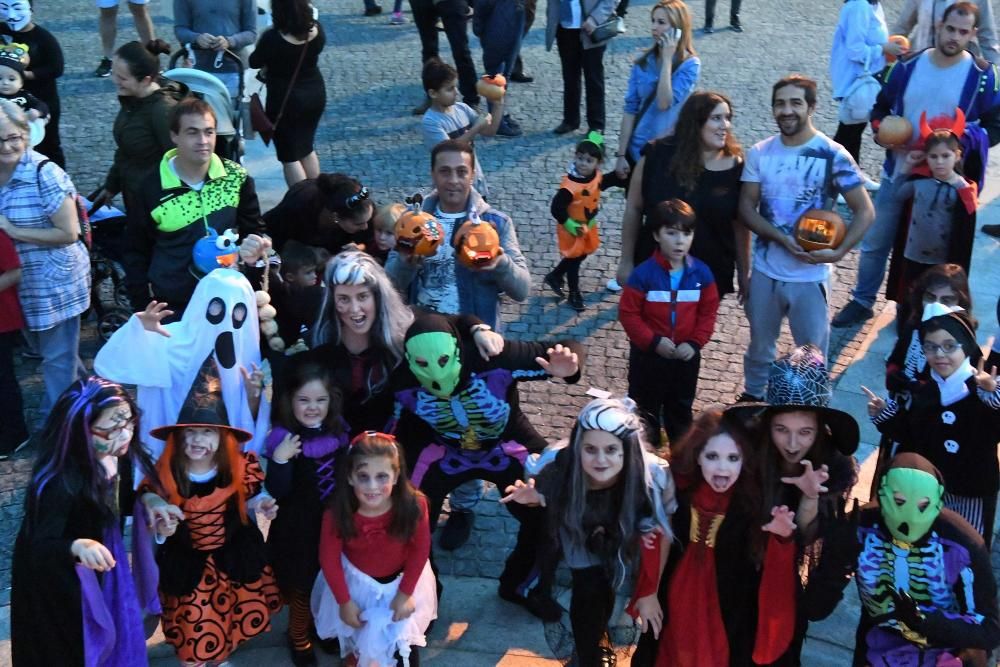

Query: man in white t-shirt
[738,75,875,401]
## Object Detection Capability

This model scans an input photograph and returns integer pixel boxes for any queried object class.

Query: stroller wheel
[97,307,132,342]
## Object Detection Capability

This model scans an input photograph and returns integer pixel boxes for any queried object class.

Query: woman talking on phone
[606,0,700,189]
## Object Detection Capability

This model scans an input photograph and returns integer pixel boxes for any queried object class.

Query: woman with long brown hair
[613,90,750,301]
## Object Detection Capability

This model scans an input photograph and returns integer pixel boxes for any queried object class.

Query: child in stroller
[82,195,132,341]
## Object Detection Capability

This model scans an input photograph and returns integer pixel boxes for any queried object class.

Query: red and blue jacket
[619,250,719,352]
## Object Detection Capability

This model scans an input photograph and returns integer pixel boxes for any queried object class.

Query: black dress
[249,24,327,163]
[638,139,744,295]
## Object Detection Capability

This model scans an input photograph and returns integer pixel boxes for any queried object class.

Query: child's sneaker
[567,289,585,312]
[496,114,523,138]
[389,10,407,23]
[543,272,565,298]
[606,278,622,292]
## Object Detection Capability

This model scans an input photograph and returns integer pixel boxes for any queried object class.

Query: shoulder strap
[272,37,311,131]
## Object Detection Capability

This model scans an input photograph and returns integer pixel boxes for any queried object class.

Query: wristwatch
[470,324,492,334]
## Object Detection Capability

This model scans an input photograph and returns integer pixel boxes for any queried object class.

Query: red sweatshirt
[319,496,431,605]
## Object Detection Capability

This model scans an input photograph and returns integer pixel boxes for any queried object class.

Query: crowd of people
[5,0,1000,665]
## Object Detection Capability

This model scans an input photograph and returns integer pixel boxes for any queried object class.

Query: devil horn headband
[919,108,966,146]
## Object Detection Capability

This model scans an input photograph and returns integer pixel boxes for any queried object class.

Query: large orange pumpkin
[877,115,913,148]
[885,35,910,63]
[476,74,507,102]
[794,209,847,252]
[394,209,444,257]
[454,220,502,268]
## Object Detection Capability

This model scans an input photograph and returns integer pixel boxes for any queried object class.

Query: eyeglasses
[0,134,24,147]
[91,417,137,440]
[921,341,962,357]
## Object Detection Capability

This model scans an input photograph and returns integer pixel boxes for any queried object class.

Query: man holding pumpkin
[834,1,1000,327]
[737,75,875,402]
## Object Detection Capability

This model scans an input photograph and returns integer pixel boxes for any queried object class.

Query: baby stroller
[82,195,132,342]
[165,47,247,163]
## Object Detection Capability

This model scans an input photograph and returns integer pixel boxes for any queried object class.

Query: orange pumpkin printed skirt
[160,555,282,663]
[557,222,600,259]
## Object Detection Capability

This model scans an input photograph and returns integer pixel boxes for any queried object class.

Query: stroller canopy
[163,68,237,137]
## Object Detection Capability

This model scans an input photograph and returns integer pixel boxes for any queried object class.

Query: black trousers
[628,347,701,446]
[555,27,606,131]
[550,255,586,291]
[0,330,28,451]
[409,0,480,106]
[704,0,742,27]
[833,121,866,166]
[569,566,615,666]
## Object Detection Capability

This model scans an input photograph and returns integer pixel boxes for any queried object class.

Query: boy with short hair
[619,198,720,447]
[420,57,502,196]
[272,240,323,347]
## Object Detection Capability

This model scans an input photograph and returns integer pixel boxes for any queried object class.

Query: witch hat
[149,355,253,442]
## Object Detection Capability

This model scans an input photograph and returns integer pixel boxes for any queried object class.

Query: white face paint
[0,1,32,32]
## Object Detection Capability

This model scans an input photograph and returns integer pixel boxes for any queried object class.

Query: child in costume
[312,431,436,667]
[143,370,282,666]
[11,378,168,666]
[886,110,978,319]
[0,43,49,120]
[265,359,350,666]
[502,397,676,666]
[632,408,799,667]
[806,453,1000,667]
[619,198,720,447]
[544,131,607,312]
[867,304,1000,544]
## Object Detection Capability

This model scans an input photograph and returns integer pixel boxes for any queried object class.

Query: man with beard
[834,1,1000,325]
[737,75,874,402]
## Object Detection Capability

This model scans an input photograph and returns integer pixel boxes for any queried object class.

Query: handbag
[589,14,625,44]
[250,39,310,146]
[839,73,880,125]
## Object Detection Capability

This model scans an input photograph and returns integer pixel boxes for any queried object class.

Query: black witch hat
[149,356,253,442]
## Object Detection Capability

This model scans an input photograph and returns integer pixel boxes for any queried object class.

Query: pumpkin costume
[143,369,282,664]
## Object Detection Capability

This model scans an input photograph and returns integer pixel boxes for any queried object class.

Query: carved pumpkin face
[394,210,445,257]
[794,209,846,252]
[454,220,501,268]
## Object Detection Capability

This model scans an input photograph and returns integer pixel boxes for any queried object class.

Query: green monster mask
[878,467,944,544]
[405,332,462,399]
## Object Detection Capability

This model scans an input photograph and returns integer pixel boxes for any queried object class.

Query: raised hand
[535,344,579,378]
[861,385,887,417]
[762,505,796,538]
[137,301,174,337]
[472,327,505,361]
[975,356,998,393]
[780,460,829,500]
[241,363,265,398]
[500,478,544,506]
[238,233,272,265]
[272,433,303,464]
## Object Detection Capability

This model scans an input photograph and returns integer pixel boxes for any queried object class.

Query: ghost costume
[94,269,270,463]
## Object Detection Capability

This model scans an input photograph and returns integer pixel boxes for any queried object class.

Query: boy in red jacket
[619,199,720,447]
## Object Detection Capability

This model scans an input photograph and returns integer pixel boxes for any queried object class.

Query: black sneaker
[567,289,585,312]
[496,114,523,138]
[510,67,533,83]
[730,22,743,32]
[543,272,565,298]
[702,25,714,34]
[553,121,579,135]
[982,223,1000,239]
[831,300,874,328]
[94,57,112,78]
[735,392,764,403]
[364,4,383,15]
[438,509,474,550]
[287,634,318,666]
[497,585,563,622]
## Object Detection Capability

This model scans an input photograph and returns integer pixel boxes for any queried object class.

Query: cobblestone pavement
[4,0,905,641]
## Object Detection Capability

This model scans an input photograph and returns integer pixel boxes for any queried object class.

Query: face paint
[878,467,944,544]
[0,1,32,32]
[405,331,461,398]
[90,405,135,458]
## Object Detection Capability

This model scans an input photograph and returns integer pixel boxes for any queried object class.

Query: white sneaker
[606,278,622,292]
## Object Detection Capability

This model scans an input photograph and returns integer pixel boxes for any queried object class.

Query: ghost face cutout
[878,467,944,544]
[0,1,31,32]
[177,268,260,375]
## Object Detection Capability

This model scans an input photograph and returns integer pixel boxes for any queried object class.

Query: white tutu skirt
[311,556,437,667]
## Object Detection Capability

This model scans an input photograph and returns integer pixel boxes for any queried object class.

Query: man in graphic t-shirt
[834,1,1000,326]
[737,75,875,402]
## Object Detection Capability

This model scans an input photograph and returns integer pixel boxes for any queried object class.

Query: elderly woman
[0,99,89,418]
[11,377,173,666]
[614,91,749,301]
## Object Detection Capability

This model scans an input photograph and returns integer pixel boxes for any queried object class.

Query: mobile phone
[673,27,682,40]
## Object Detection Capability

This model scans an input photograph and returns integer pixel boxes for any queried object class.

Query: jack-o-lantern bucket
[454,220,502,268]
[394,209,444,257]
[794,209,846,252]
[877,115,913,148]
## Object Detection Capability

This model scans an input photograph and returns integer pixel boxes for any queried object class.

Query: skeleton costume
[95,268,271,464]
[808,454,1000,667]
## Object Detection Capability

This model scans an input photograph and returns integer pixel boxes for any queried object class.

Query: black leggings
[833,121,866,165]
[569,566,616,666]
[550,255,586,291]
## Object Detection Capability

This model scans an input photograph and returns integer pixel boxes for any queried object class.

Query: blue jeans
[23,315,86,418]
[851,175,903,309]
[449,478,484,511]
